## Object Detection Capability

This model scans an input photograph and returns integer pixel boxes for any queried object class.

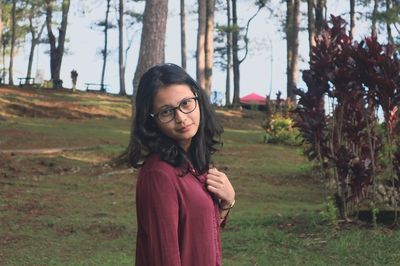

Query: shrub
[293,15,400,221]
[262,115,301,145]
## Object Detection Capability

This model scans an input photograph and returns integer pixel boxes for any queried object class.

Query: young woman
[130,63,235,266]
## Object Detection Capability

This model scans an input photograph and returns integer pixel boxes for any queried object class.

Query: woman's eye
[159,109,173,117]
[181,99,192,106]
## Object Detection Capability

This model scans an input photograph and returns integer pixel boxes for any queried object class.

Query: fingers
[207,168,221,176]
[206,184,218,194]
[207,168,226,182]
[206,174,224,185]
[206,178,222,189]
[206,168,235,203]
[208,167,218,173]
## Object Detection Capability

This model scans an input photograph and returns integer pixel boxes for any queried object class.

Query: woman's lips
[178,124,192,133]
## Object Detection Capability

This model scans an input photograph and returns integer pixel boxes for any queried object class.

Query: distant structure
[240,93,267,111]
[239,91,294,113]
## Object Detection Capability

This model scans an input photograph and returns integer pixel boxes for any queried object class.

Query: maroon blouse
[135,154,223,266]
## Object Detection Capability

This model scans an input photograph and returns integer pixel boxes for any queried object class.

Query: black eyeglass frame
[150,96,199,123]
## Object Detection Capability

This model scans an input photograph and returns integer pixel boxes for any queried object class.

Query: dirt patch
[0,147,93,155]
[15,200,46,216]
[55,224,79,236]
[0,153,81,179]
[5,98,125,119]
[216,109,264,130]
[0,234,32,245]
[86,223,127,238]
[53,222,128,239]
[0,86,130,119]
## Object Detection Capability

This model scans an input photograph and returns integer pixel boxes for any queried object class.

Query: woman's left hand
[206,168,235,207]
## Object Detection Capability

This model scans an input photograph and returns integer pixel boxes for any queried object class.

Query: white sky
[12,0,394,101]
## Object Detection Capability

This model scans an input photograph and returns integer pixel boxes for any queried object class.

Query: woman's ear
[148,118,158,130]
[144,114,157,131]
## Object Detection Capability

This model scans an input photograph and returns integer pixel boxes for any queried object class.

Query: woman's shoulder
[137,154,181,187]
[140,153,177,175]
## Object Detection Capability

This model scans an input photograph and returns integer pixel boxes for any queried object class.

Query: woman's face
[152,84,201,151]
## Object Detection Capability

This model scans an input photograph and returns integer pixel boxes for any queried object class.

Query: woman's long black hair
[129,63,223,175]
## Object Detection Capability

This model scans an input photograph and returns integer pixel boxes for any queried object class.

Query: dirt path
[0,146,92,155]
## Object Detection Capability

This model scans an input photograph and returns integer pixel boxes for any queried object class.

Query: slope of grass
[0,86,131,119]
[1,87,400,265]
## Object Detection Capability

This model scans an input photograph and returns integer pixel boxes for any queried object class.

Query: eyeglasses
[150,96,198,123]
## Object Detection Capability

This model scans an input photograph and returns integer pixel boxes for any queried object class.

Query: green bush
[262,115,301,145]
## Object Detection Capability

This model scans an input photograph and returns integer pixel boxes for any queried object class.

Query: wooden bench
[18,77,35,86]
[84,83,109,92]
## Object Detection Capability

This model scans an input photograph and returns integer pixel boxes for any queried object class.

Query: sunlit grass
[1,102,400,265]
[0,117,130,150]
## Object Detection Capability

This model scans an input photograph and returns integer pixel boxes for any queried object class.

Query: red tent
[240,93,266,105]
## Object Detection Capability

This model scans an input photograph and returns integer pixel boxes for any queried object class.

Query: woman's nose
[174,109,187,123]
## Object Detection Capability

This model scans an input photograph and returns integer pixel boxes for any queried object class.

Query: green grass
[1,114,400,265]
[0,117,130,150]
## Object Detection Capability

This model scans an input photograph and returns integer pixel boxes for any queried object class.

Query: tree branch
[393,23,400,34]
[46,0,56,51]
[239,4,265,64]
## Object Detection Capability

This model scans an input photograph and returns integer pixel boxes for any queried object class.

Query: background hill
[0,86,131,120]
[2,86,397,265]
[0,86,264,129]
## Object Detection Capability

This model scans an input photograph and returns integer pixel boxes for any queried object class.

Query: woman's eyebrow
[158,96,193,109]
[158,104,173,110]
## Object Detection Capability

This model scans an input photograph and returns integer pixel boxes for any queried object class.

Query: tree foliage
[1,0,27,84]
[294,15,400,221]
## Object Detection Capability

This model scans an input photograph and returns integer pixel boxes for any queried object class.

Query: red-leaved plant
[294,16,400,221]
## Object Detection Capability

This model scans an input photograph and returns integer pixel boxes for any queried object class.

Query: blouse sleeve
[136,169,181,266]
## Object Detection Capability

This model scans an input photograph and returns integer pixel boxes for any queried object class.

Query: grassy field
[1,87,400,265]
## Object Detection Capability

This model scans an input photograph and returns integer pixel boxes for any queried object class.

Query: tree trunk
[27,38,36,82]
[180,0,187,69]
[286,0,293,101]
[118,0,126,96]
[371,0,379,34]
[27,16,46,82]
[307,0,316,60]
[0,6,3,81]
[225,0,232,106]
[8,0,16,85]
[286,0,299,101]
[132,0,169,93]
[204,0,215,96]
[46,0,71,88]
[128,0,168,162]
[101,0,111,92]
[2,42,5,84]
[290,0,300,102]
[0,4,3,57]
[231,0,240,106]
[315,0,326,35]
[349,0,355,38]
[386,0,394,44]
[231,0,263,105]
[196,0,206,90]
